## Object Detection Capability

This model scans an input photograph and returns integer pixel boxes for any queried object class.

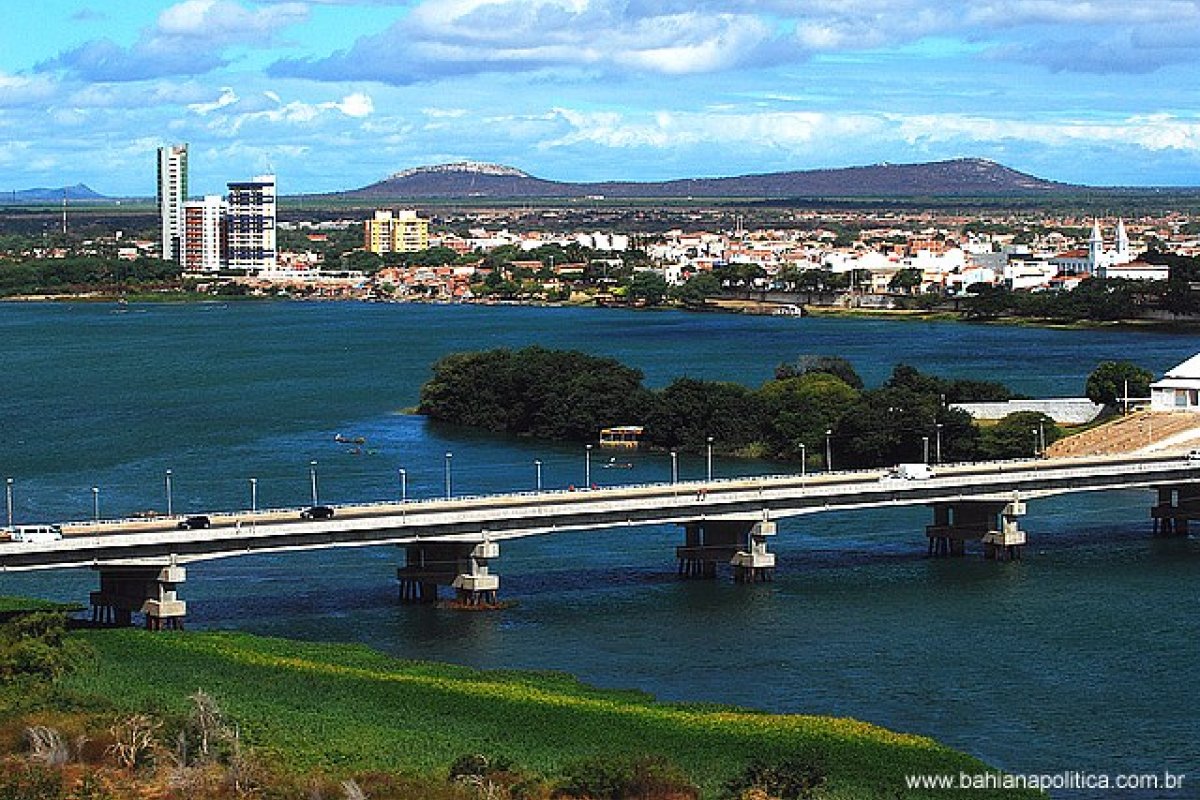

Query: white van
[9,525,63,543]
[895,463,934,480]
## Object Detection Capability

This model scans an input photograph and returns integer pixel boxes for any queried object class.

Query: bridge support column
[926,502,995,557]
[731,519,777,583]
[397,539,500,607]
[89,557,186,630]
[1151,485,1200,536]
[981,496,1026,561]
[677,517,775,581]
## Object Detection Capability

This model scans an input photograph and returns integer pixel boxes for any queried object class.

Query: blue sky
[4,0,1200,195]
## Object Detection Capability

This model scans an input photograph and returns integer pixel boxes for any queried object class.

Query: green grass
[61,629,1041,798]
[0,597,80,615]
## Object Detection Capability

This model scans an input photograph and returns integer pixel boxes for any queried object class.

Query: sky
[4,0,1200,196]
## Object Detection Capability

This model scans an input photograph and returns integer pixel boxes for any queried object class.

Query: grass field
[57,629,1041,798]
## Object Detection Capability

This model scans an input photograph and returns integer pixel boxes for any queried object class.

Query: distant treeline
[418,347,1067,468]
[0,256,181,296]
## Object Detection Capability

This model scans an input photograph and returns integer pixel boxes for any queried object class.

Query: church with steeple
[1088,218,1133,275]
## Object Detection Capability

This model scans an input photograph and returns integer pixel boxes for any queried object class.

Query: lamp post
[5,477,12,532]
[399,468,408,503]
[585,444,593,488]
[444,452,453,499]
[670,451,678,484]
[534,460,542,491]
[249,478,257,513]
[91,486,99,523]
[309,460,319,506]
[706,436,714,482]
[825,429,833,471]
[922,436,930,464]
[1031,428,1039,458]
[165,469,173,517]
[935,423,943,464]
[799,443,806,479]
[1038,421,1046,457]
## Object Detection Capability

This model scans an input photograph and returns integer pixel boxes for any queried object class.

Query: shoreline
[5,289,1200,332]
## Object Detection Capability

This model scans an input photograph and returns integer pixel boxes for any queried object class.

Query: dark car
[177,515,211,530]
[300,505,335,520]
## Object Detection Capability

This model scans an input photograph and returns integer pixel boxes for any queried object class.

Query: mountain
[1,184,109,203]
[336,158,1073,200]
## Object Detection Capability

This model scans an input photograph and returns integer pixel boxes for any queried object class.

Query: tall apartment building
[156,143,188,262]
[364,209,429,254]
[225,175,276,272]
[181,195,225,272]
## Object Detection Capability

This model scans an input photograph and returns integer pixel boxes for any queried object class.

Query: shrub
[555,754,697,800]
[722,757,827,800]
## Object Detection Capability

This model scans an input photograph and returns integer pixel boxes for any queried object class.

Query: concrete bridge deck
[4,451,1197,571]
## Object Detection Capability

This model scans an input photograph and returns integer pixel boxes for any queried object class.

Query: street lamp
[5,477,12,532]
[585,444,593,488]
[91,486,99,523]
[1038,421,1046,457]
[444,452,453,499]
[399,468,407,503]
[165,469,173,517]
[670,451,678,484]
[825,430,833,471]
[922,436,930,464]
[309,460,319,505]
[249,477,258,513]
[800,443,807,479]
[706,436,714,482]
[1031,428,1039,458]
[935,423,943,464]
[534,460,542,491]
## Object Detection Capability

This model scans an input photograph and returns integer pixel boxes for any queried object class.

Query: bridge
[3,452,1198,627]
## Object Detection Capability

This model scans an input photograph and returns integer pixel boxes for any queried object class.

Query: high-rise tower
[157,144,188,262]
[225,175,276,273]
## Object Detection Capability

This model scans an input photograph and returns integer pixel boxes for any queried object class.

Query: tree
[888,267,923,293]
[758,373,859,458]
[669,272,722,306]
[978,411,1061,459]
[775,355,864,390]
[1085,361,1153,406]
[625,271,669,306]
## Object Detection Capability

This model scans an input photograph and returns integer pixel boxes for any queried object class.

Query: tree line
[414,348,1150,469]
[0,256,181,297]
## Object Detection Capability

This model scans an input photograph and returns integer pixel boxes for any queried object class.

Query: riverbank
[17,627,1035,799]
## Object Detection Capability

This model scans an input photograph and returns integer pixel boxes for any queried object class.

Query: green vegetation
[419,347,1066,468]
[40,628,1037,798]
[0,256,180,298]
[1085,360,1154,407]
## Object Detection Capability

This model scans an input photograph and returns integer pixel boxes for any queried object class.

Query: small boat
[603,458,634,469]
[334,434,367,444]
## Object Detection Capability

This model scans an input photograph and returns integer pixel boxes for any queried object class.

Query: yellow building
[365,209,429,254]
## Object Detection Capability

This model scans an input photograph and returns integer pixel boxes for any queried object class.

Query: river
[1,300,1197,797]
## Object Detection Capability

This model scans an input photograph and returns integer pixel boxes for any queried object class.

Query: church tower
[1116,218,1130,260]
[1088,219,1104,273]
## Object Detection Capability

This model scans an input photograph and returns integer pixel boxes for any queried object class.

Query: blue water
[2,300,1198,797]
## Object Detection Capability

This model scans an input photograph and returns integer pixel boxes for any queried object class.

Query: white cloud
[188,87,239,115]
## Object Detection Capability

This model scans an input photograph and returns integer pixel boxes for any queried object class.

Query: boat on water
[334,433,366,444]
[603,457,634,469]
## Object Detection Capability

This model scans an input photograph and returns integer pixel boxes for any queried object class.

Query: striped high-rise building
[225,175,276,273]
[181,195,225,273]
[156,144,188,262]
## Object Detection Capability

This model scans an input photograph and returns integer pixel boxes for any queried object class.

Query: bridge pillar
[731,519,777,583]
[677,517,775,581]
[926,502,996,557]
[397,538,500,607]
[981,496,1026,561]
[89,557,186,630]
[1151,485,1200,536]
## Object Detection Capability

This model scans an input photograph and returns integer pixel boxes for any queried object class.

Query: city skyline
[5,1,1200,195]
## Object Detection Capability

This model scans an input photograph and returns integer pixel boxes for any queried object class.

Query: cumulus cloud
[194,90,376,135]
[38,0,309,81]
[271,0,789,83]
[268,0,1200,83]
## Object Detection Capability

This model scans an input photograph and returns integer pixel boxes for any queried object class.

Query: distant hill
[1,184,109,204]
[335,158,1074,200]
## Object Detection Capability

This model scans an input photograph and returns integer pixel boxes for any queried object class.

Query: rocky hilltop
[337,157,1074,200]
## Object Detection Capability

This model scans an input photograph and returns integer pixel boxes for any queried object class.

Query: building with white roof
[1150,353,1200,412]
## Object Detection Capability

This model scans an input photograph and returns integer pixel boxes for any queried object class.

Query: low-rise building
[1150,353,1200,412]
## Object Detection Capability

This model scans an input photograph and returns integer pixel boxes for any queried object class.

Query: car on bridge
[9,525,63,543]
[300,505,335,520]
[177,515,211,530]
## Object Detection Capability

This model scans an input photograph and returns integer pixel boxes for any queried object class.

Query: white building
[181,195,224,273]
[226,175,276,273]
[156,143,188,262]
[1150,353,1200,412]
